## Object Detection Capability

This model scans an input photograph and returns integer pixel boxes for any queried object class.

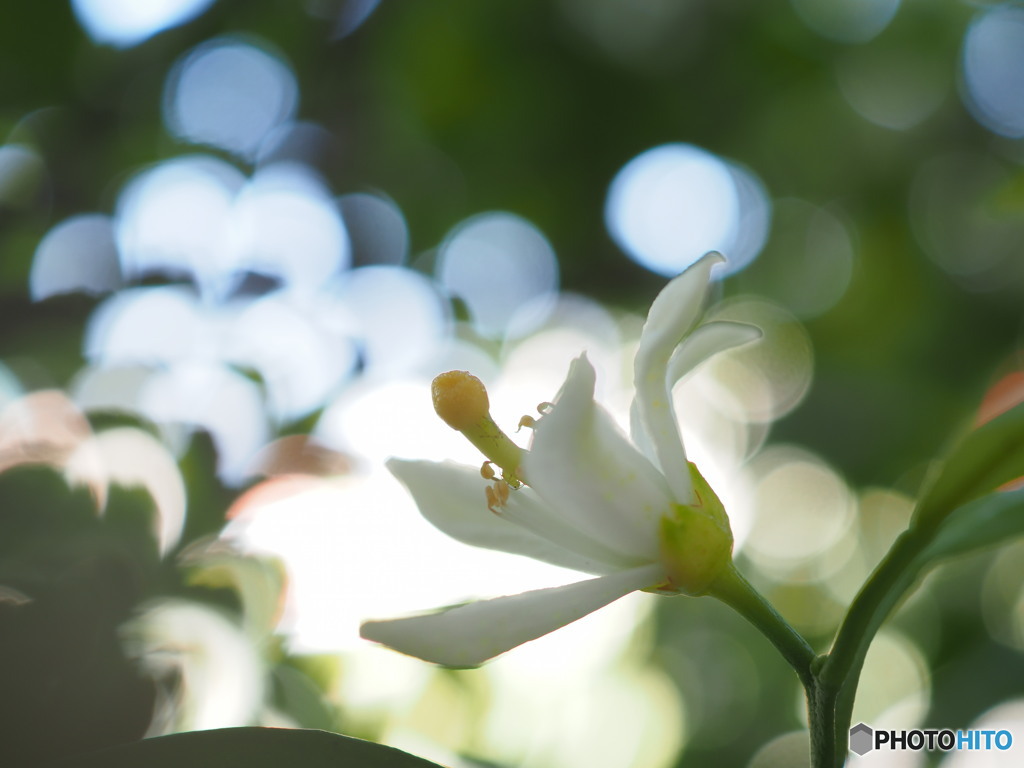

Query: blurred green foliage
[2,1,1024,766]
[3,0,1022,481]
[0,468,157,764]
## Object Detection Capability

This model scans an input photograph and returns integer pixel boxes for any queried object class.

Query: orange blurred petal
[976,371,1024,426]
[977,371,1024,491]
[0,390,91,473]
[226,475,326,520]
[250,435,352,478]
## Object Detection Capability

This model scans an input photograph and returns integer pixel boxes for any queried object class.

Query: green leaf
[822,488,1024,756]
[847,495,1024,663]
[921,488,1024,562]
[271,665,339,732]
[833,490,1024,683]
[47,727,449,768]
[913,400,1024,530]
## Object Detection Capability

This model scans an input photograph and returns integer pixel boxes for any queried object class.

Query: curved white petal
[637,252,723,377]
[388,458,625,574]
[633,252,723,505]
[360,562,664,667]
[628,398,657,466]
[123,599,264,732]
[666,320,761,386]
[630,322,760,466]
[497,486,651,573]
[524,356,671,560]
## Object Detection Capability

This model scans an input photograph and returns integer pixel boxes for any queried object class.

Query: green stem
[820,532,925,691]
[807,679,837,768]
[813,529,934,766]
[711,532,939,768]
[710,565,840,766]
[708,564,816,690]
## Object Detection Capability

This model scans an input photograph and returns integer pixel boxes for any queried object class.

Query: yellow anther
[431,370,525,487]
[480,461,496,480]
[433,371,489,431]
[517,414,536,431]
[486,480,510,513]
[495,480,509,506]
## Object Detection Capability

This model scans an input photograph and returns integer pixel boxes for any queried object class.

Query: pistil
[432,371,525,487]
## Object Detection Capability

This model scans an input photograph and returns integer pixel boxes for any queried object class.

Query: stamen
[480,461,496,480]
[432,371,525,487]
[517,415,536,431]
[495,480,509,506]
[537,402,554,415]
[485,480,511,513]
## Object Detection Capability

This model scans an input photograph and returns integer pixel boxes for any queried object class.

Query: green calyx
[658,463,734,596]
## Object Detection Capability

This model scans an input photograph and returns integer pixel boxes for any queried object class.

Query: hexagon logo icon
[850,722,874,755]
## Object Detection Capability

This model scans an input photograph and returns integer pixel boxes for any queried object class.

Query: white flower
[361,252,760,667]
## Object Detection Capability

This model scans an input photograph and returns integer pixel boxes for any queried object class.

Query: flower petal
[525,355,672,560]
[628,398,656,465]
[630,322,760,467]
[633,252,723,505]
[388,458,623,573]
[666,320,761,385]
[360,562,664,667]
[637,251,724,375]
[497,486,650,572]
